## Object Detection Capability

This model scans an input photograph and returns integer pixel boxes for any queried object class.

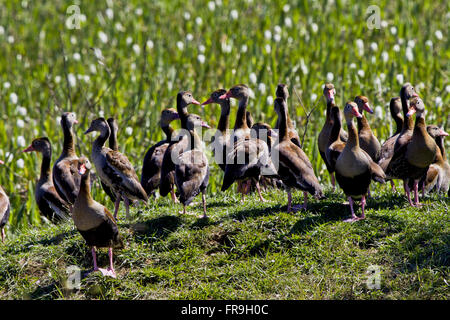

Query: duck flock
[0,82,448,277]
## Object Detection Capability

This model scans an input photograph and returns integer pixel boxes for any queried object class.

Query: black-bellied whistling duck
[23,138,71,223]
[354,96,381,162]
[160,91,201,199]
[379,97,403,191]
[325,105,346,175]
[334,102,385,222]
[273,97,323,212]
[100,118,119,203]
[246,111,254,128]
[318,83,347,190]
[201,89,230,172]
[174,113,211,218]
[0,160,10,242]
[141,108,180,198]
[53,112,81,205]
[85,118,148,220]
[379,84,418,182]
[219,84,277,202]
[385,97,437,207]
[72,157,123,278]
[275,84,301,147]
[408,125,449,195]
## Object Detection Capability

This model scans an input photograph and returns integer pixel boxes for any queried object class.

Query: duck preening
[159,91,201,200]
[0,160,10,243]
[219,84,277,202]
[85,118,148,220]
[141,108,180,198]
[273,97,323,212]
[318,83,347,190]
[23,138,71,223]
[174,114,211,218]
[334,102,385,222]
[53,112,81,206]
[72,157,123,278]
[385,97,437,206]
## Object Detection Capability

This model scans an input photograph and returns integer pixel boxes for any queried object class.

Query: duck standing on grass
[334,102,385,222]
[23,138,71,223]
[85,118,148,220]
[73,157,123,278]
[174,114,211,218]
[0,160,10,243]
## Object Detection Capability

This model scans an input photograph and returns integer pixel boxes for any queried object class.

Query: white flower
[146,40,154,49]
[195,17,203,25]
[9,92,18,104]
[311,93,318,101]
[274,25,282,34]
[70,36,76,44]
[248,88,255,99]
[241,44,248,53]
[135,8,143,16]
[125,127,133,135]
[131,63,136,70]
[68,73,76,87]
[258,83,266,94]
[264,30,272,40]
[132,44,140,55]
[90,64,97,74]
[215,0,223,6]
[73,52,81,61]
[208,1,215,11]
[17,136,26,147]
[357,69,365,77]
[54,75,61,83]
[393,44,400,52]
[176,41,184,51]
[105,8,114,19]
[375,106,383,119]
[92,47,104,61]
[17,106,27,116]
[311,23,318,33]
[266,95,274,105]
[381,51,389,63]
[300,59,308,75]
[17,119,24,128]
[3,81,10,89]
[230,10,238,20]
[283,4,290,12]
[398,38,404,45]
[390,26,397,35]
[115,22,124,32]
[379,73,386,81]
[405,47,414,61]
[435,30,443,40]
[264,44,271,53]
[425,40,433,47]
[350,63,356,69]
[326,72,334,82]
[197,54,205,64]
[83,75,90,82]
[381,20,388,28]
[446,85,450,93]
[98,31,108,43]
[274,34,281,42]
[435,96,442,107]
[126,36,133,45]
[355,39,364,55]
[16,158,24,169]
[199,44,206,52]
[80,14,86,23]
[249,73,257,84]
[183,12,191,20]
[407,40,415,48]
[186,33,194,41]
[284,17,292,28]
[371,56,376,64]
[7,35,14,43]
[370,42,378,51]
[396,74,404,84]
[0,26,4,35]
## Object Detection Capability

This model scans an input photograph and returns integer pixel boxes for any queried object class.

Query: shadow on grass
[230,204,284,221]
[126,215,182,242]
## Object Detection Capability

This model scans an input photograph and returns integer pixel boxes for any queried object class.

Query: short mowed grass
[1,184,448,299]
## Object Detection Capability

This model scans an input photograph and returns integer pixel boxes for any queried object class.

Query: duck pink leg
[413,180,422,207]
[360,196,366,220]
[255,180,266,202]
[390,180,397,193]
[113,197,121,220]
[421,181,425,198]
[293,191,308,211]
[124,197,131,220]
[344,197,359,222]
[170,189,179,203]
[404,181,414,206]
[1,228,5,243]
[92,247,99,271]
[330,172,336,191]
[106,248,117,278]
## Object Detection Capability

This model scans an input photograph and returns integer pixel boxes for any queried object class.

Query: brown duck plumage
[0,160,10,242]
[354,96,381,162]
[275,84,301,147]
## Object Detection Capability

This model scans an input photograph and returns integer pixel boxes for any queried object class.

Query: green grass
[0,185,448,299]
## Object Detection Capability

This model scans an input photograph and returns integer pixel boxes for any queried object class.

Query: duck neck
[108,128,118,151]
[277,107,289,142]
[436,136,446,162]
[326,99,335,123]
[217,100,231,133]
[401,94,414,132]
[62,121,76,157]
[346,118,359,148]
[357,113,370,133]
[93,126,110,151]
[329,109,342,144]
[39,150,52,182]
[393,114,404,135]
[177,97,190,129]
[78,171,93,204]
[161,122,175,141]
[234,96,249,130]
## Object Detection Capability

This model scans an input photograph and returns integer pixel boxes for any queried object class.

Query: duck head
[185,113,211,131]
[84,117,109,135]
[400,83,419,100]
[177,91,201,106]
[61,112,78,129]
[426,125,449,139]
[406,97,425,118]
[344,102,363,122]
[323,83,336,104]
[201,89,228,105]
[276,84,289,101]
[77,156,92,175]
[160,108,180,126]
[23,137,52,156]
[219,84,249,100]
[354,95,373,114]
